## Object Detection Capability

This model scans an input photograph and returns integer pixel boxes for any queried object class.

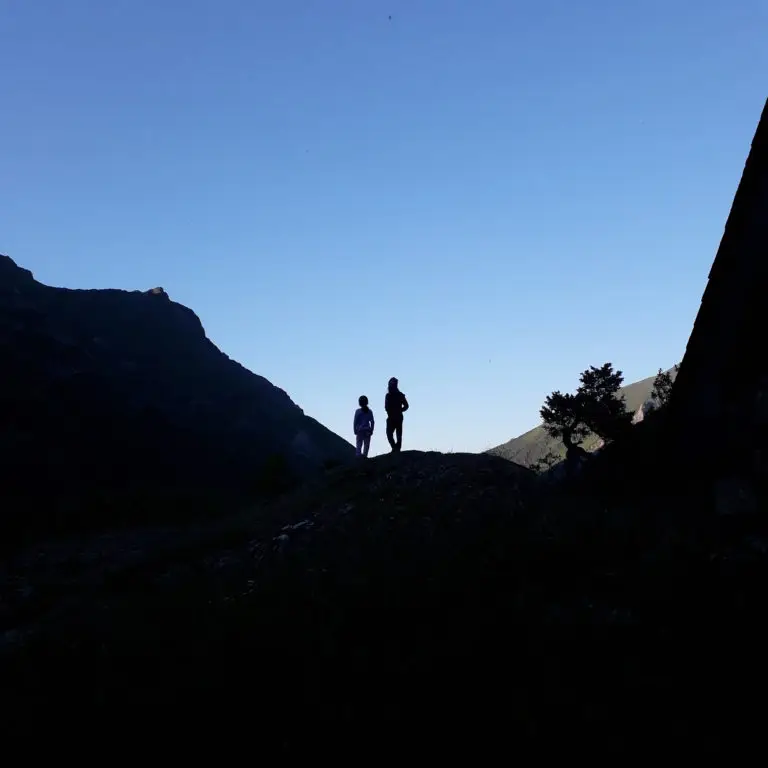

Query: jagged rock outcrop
[631,398,659,424]
[0,255,353,545]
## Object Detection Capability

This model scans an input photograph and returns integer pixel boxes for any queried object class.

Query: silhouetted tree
[651,365,678,408]
[540,363,632,457]
[579,363,633,441]
[540,391,589,453]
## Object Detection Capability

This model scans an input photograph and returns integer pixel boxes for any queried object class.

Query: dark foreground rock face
[2,449,766,748]
[0,255,353,546]
[0,452,535,650]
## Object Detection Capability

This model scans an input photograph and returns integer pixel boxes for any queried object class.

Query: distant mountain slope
[0,254,353,545]
[487,368,678,467]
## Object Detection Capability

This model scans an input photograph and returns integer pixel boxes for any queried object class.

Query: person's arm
[401,394,409,413]
[353,409,359,434]
[370,410,375,434]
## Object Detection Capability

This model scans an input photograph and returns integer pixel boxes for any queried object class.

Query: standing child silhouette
[353,395,375,458]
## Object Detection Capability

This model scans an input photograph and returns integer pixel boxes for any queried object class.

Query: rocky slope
[488,367,678,467]
[0,254,353,547]
[0,451,535,654]
[2,443,765,747]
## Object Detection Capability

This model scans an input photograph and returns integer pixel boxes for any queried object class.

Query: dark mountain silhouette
[0,255,353,546]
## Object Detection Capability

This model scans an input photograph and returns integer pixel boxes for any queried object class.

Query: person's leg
[355,433,364,457]
[363,433,371,457]
[386,419,396,451]
[395,420,403,452]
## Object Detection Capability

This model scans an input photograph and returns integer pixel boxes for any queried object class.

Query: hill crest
[487,367,678,467]
[0,253,354,544]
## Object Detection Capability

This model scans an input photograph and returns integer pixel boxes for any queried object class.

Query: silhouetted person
[385,377,409,453]
[353,395,375,458]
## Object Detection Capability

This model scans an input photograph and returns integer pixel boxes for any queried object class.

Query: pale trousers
[355,431,371,457]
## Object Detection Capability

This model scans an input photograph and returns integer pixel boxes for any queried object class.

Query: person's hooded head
[388,376,399,393]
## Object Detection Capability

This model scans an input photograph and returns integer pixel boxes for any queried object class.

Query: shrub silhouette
[540,363,632,455]
[651,365,678,408]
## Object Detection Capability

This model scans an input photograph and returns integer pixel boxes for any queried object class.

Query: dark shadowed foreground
[2,446,766,747]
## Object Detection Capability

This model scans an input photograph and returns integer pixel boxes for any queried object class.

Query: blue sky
[2,1,766,455]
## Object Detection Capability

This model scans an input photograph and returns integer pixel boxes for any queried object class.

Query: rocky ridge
[0,254,353,546]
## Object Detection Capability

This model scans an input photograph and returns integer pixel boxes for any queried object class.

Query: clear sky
[2,1,766,455]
